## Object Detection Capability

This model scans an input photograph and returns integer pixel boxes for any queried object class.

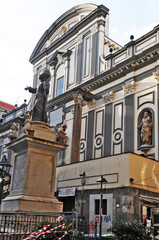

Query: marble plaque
[50,108,63,126]
[11,153,27,191]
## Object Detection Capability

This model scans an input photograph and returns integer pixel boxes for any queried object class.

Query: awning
[58,187,76,197]
[140,195,159,204]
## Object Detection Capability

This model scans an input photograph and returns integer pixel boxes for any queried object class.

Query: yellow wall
[129,153,159,193]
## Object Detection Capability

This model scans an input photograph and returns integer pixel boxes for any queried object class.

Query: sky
[0,0,159,106]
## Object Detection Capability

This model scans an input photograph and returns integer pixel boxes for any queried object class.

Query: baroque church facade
[1,3,159,233]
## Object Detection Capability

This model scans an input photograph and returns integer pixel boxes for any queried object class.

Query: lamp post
[96,175,107,239]
[79,172,86,216]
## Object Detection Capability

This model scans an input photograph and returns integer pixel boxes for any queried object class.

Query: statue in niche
[138,111,152,146]
[8,122,20,141]
[25,69,51,122]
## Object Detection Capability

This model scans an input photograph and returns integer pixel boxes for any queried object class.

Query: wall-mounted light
[79,172,86,186]
[129,178,134,183]
[79,172,85,177]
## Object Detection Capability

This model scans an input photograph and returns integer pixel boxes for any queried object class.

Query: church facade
[1,3,159,233]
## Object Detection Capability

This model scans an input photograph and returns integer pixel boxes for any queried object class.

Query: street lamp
[96,175,107,238]
[79,172,86,216]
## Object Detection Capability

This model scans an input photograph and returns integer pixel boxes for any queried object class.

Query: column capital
[102,91,114,104]
[153,68,159,81]
[73,93,83,105]
[123,80,136,94]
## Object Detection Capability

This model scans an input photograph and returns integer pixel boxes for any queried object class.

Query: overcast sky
[0,0,159,106]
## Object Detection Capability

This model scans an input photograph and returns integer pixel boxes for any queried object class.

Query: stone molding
[77,35,83,44]
[91,25,98,34]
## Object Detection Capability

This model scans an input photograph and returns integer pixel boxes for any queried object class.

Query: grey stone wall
[74,187,159,222]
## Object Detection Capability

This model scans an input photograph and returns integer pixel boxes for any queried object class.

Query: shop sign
[58,187,76,197]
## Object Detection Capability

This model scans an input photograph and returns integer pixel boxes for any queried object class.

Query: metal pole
[99,176,103,239]
[0,179,4,204]
[76,211,78,231]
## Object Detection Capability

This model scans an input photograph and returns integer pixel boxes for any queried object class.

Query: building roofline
[0,101,15,110]
[29,4,109,64]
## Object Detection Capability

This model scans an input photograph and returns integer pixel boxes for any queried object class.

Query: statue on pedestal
[25,69,51,123]
[138,111,152,146]
[57,123,67,144]
[8,122,20,141]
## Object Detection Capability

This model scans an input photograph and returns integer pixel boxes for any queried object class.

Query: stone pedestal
[1,121,67,212]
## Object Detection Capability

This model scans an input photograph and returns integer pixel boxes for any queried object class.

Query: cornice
[47,44,159,109]
[47,88,94,109]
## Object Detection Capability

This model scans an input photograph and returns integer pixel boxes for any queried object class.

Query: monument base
[2,195,63,212]
[1,121,67,212]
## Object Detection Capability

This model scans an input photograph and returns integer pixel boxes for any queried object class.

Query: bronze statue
[138,111,152,146]
[25,69,51,122]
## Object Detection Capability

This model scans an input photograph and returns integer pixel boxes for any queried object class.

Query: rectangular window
[95,199,100,215]
[94,199,107,215]
[56,76,64,96]
[83,35,90,77]
[102,199,107,215]
[69,47,76,86]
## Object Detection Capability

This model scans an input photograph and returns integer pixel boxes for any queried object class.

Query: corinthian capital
[153,69,159,81]
[73,93,83,105]
[102,91,114,103]
[123,80,136,94]
[86,99,96,110]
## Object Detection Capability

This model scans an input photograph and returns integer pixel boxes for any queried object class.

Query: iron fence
[0,212,100,240]
[0,211,74,240]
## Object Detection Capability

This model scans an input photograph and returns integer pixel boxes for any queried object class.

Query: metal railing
[0,212,99,240]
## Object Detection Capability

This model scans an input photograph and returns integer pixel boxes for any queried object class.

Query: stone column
[123,80,136,153]
[102,91,114,157]
[71,93,83,163]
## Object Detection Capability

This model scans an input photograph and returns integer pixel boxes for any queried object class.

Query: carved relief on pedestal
[123,80,136,94]
[102,91,114,104]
